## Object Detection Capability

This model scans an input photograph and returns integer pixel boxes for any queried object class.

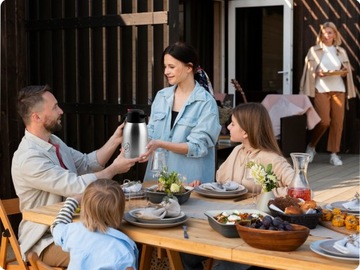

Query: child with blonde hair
[51,178,138,270]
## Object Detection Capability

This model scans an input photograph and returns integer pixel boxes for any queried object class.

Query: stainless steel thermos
[122,109,148,158]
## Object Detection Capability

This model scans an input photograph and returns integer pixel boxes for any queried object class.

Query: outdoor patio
[5,153,359,269]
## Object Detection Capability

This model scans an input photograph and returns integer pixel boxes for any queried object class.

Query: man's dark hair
[17,85,52,124]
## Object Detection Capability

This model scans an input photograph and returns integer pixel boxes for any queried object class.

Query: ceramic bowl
[145,186,193,205]
[204,209,269,238]
[235,223,310,251]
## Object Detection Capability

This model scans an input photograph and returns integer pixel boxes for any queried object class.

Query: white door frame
[228,0,293,96]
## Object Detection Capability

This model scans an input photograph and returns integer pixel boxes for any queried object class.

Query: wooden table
[22,189,358,270]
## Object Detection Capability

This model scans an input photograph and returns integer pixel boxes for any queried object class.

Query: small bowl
[235,223,310,251]
[145,186,192,205]
[269,208,322,229]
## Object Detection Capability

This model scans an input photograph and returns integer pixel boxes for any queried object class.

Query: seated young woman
[190,102,296,197]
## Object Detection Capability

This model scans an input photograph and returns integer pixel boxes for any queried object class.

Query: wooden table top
[22,187,358,270]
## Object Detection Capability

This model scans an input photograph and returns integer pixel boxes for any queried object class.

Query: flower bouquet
[247,161,278,213]
[247,161,278,192]
[146,168,192,204]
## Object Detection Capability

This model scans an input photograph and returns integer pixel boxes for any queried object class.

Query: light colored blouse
[216,144,295,197]
[315,45,345,93]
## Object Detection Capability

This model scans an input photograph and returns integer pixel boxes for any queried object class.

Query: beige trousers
[39,243,70,268]
[309,91,345,153]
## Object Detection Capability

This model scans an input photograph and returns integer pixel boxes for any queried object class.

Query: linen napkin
[342,198,360,211]
[160,198,181,217]
[201,182,240,192]
[121,182,142,193]
[133,207,167,220]
[333,234,360,257]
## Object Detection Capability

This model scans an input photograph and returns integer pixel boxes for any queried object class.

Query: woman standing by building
[300,21,356,166]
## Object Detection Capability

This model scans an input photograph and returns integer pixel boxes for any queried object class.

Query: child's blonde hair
[81,178,125,232]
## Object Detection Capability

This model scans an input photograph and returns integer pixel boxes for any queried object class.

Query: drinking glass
[150,150,167,179]
[246,168,257,207]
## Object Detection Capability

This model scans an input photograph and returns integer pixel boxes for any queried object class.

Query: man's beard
[44,119,62,133]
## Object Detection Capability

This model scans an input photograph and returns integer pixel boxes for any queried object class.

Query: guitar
[231,79,248,104]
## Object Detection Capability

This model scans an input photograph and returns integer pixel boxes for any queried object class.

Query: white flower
[170,183,180,193]
[247,160,278,192]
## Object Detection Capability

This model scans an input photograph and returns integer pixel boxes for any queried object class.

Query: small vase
[256,190,275,214]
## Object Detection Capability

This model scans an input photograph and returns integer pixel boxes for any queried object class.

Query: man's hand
[112,148,142,174]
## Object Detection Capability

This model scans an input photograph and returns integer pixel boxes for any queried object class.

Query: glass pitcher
[288,153,312,201]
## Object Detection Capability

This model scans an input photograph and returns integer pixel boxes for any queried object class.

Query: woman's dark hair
[162,41,213,94]
[162,41,200,71]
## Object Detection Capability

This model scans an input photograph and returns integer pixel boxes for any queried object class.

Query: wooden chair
[27,252,55,270]
[0,197,30,270]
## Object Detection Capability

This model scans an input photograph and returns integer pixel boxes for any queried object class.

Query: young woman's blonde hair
[316,21,342,46]
[81,178,125,232]
[232,103,283,156]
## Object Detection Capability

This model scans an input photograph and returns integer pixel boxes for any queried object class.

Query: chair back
[27,252,56,270]
[0,198,29,269]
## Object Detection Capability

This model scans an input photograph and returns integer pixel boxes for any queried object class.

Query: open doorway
[228,0,293,103]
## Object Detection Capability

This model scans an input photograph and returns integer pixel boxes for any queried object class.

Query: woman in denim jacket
[142,42,221,183]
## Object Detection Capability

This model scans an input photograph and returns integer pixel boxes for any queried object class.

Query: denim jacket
[144,82,221,183]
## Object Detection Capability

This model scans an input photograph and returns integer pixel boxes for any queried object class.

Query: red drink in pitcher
[287,187,311,201]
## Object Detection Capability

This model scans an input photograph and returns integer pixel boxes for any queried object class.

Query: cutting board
[319,220,357,235]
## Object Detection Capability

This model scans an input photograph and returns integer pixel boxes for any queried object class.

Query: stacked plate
[310,239,359,261]
[124,207,188,228]
[194,182,248,199]
[326,200,360,214]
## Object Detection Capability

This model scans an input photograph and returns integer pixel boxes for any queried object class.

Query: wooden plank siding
[0,0,177,201]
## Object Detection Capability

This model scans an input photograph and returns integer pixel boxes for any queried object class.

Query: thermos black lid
[126,109,146,123]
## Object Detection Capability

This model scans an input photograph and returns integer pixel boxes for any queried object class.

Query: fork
[183,225,189,239]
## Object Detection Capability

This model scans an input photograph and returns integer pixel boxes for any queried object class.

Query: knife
[183,225,189,239]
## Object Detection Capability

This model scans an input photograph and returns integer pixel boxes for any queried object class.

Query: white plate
[330,201,360,213]
[310,240,359,261]
[198,183,245,194]
[194,186,248,199]
[318,239,359,258]
[128,208,186,224]
[123,212,188,228]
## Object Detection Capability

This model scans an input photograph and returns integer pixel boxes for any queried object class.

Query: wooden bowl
[235,223,310,251]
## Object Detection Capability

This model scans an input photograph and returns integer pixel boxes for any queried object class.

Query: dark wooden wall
[1,0,179,199]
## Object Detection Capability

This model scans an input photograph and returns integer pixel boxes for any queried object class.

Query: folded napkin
[134,199,181,220]
[201,182,240,192]
[342,199,360,211]
[160,198,181,217]
[333,234,360,257]
[122,182,142,193]
[134,207,166,220]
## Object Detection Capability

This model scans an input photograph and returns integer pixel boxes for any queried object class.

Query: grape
[241,215,293,232]
[262,216,272,227]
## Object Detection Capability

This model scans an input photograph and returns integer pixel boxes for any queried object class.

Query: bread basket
[269,207,322,229]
